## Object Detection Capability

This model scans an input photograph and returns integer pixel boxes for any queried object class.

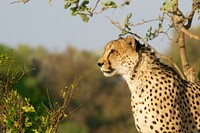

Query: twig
[11,0,30,4]
[129,16,165,27]
[88,0,105,16]
[68,101,86,115]
[161,27,175,42]
[172,15,200,41]
[105,15,123,30]
[90,0,101,14]
[180,26,200,41]
[184,0,196,29]
[47,89,54,111]
[4,52,14,95]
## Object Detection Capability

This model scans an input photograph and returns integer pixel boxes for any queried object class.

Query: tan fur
[98,36,200,133]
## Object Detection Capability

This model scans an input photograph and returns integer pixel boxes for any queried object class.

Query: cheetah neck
[122,45,166,93]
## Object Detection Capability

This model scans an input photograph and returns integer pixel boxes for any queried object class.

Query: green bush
[0,53,78,133]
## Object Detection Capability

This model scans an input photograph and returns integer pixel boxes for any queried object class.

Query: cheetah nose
[97,62,104,67]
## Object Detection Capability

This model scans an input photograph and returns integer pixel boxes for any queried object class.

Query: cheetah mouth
[102,68,116,75]
[103,70,114,74]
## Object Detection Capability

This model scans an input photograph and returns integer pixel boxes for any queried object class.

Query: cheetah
[97,36,200,133]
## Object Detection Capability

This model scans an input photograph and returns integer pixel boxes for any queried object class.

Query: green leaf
[119,29,128,36]
[124,13,132,26]
[25,117,33,127]
[65,2,72,9]
[79,0,90,12]
[46,127,53,133]
[161,0,177,12]
[198,70,200,80]
[70,7,78,16]
[32,129,39,133]
[22,105,35,113]
[6,129,13,133]
[0,54,8,64]
[81,0,89,7]
[64,0,79,9]
[102,0,117,10]
[79,14,89,23]
[120,0,130,7]
[5,120,13,127]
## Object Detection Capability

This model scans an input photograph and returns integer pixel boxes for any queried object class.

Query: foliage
[0,90,38,132]
[101,0,117,10]
[63,0,200,82]
[0,54,8,64]
[161,0,177,13]
[6,0,200,132]
[0,52,80,132]
[0,44,138,132]
[64,0,129,23]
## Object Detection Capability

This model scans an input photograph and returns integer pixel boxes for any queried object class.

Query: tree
[0,46,80,133]
[166,26,200,73]
[0,44,139,132]
[11,1,200,82]
[7,0,200,132]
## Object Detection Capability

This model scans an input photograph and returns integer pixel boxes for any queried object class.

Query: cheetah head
[97,36,140,77]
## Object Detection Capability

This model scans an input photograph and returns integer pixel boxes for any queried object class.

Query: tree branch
[184,0,196,29]
[129,16,165,27]
[172,15,200,41]
[105,15,123,30]
[170,0,197,82]
[180,26,200,40]
[178,31,188,68]
[91,0,101,14]
[178,31,196,82]
[11,0,30,4]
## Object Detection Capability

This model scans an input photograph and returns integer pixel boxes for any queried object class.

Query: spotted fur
[98,36,200,133]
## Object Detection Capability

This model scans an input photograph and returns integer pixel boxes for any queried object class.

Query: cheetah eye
[110,49,116,54]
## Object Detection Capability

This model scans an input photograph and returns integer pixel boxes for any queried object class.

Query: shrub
[0,53,78,133]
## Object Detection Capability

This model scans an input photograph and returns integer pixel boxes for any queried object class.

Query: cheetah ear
[124,36,136,49]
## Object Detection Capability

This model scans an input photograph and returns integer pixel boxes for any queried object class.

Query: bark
[174,0,196,82]
[178,31,196,82]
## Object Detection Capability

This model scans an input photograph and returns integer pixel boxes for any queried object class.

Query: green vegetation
[2,0,199,132]
[0,47,81,132]
[0,29,199,132]
[0,24,199,132]
[0,44,137,133]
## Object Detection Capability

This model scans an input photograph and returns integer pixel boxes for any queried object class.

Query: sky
[0,0,199,53]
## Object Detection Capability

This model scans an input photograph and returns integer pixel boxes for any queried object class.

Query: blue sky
[0,0,198,52]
